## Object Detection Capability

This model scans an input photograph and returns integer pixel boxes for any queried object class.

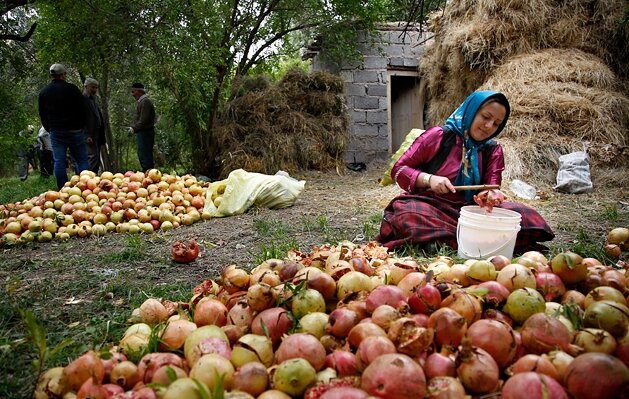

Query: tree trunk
[99,69,116,172]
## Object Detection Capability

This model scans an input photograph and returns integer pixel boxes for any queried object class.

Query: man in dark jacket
[128,82,156,171]
[38,63,89,188]
[83,77,106,173]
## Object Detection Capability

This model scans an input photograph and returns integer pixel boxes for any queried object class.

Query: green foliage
[0,176,56,205]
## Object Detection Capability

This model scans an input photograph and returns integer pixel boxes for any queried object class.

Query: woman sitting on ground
[376,90,554,253]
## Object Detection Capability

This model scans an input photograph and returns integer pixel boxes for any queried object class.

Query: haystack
[214,68,349,178]
[420,0,629,184]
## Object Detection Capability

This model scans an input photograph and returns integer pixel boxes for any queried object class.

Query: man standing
[16,125,37,181]
[83,77,105,173]
[129,82,156,171]
[36,126,54,178]
[38,63,88,189]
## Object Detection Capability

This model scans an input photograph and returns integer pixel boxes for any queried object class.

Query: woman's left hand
[474,189,507,211]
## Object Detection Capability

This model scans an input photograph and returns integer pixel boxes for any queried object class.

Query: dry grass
[214,69,349,178]
[419,0,629,183]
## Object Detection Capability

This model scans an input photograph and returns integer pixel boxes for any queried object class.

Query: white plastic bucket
[457,206,521,259]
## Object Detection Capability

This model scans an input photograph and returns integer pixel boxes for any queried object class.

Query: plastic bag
[204,169,306,217]
[510,179,537,200]
[553,151,593,194]
[380,128,425,186]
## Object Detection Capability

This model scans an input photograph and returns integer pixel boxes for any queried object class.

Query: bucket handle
[456,223,519,259]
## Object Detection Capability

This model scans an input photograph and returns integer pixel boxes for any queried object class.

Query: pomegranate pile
[0,169,213,244]
[34,233,629,399]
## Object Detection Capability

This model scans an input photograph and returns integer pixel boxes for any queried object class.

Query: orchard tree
[33,0,439,176]
[130,0,395,176]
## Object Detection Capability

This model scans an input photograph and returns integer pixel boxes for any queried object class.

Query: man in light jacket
[128,82,156,171]
[83,77,106,173]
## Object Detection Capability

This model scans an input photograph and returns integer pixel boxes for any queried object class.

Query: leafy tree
[35,0,147,171]
[124,0,395,176]
[0,2,40,175]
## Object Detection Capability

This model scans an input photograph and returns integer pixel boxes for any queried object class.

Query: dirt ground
[3,159,627,282]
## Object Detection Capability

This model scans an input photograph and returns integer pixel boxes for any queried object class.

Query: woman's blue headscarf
[443,90,510,201]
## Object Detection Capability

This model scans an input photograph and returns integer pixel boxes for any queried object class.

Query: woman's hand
[474,189,507,211]
[429,175,456,194]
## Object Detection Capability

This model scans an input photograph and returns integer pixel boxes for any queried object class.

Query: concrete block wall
[311,24,431,164]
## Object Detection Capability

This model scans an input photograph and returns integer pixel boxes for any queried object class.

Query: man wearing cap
[83,77,106,173]
[129,82,156,171]
[38,63,89,189]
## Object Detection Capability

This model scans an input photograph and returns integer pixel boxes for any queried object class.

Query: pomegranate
[370,304,401,330]
[583,300,629,338]
[137,352,186,383]
[408,283,441,314]
[564,352,629,399]
[550,251,586,285]
[251,307,292,348]
[194,298,228,327]
[109,360,140,390]
[508,354,559,381]
[319,387,368,399]
[365,284,406,313]
[535,272,566,301]
[502,287,546,324]
[325,351,360,376]
[521,313,581,356]
[361,353,427,398]
[272,358,317,397]
[440,289,482,325]
[427,307,468,348]
[189,353,235,391]
[276,333,327,371]
[456,341,500,395]
[61,350,105,393]
[501,372,568,399]
[477,280,510,307]
[426,376,466,399]
[355,335,397,368]
[291,288,326,319]
[465,319,517,368]
[231,361,269,397]
[424,350,456,379]
[171,238,200,263]
[387,317,434,356]
[246,283,276,312]
[326,307,360,338]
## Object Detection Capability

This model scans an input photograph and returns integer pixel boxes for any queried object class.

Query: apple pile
[0,169,212,244]
[34,236,629,399]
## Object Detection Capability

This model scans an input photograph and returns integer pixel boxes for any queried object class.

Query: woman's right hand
[429,174,456,194]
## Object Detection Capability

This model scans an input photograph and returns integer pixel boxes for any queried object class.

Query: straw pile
[214,68,349,178]
[420,0,629,183]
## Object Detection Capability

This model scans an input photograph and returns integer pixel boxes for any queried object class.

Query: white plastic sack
[510,179,537,200]
[204,169,306,217]
[553,151,593,194]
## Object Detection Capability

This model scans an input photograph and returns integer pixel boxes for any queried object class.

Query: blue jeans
[136,128,155,171]
[50,129,89,189]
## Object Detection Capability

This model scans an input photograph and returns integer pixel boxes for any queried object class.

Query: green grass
[362,212,383,241]
[0,175,57,205]
[548,227,615,262]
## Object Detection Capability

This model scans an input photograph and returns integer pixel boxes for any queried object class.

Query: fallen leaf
[64,297,82,305]
[67,322,80,328]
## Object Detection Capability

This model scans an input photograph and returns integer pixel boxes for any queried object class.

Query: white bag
[204,169,306,217]
[553,151,593,194]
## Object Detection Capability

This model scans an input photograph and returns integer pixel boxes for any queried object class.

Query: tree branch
[240,21,319,74]
[0,21,37,41]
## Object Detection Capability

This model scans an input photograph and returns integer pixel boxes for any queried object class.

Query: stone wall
[310,24,432,163]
